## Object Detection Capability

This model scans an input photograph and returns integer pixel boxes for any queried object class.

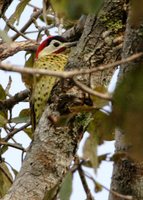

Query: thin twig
[12,9,43,41]
[4,122,31,142]
[0,163,13,184]
[85,172,133,200]
[3,15,32,41]
[0,53,142,100]
[0,89,30,110]
[0,140,26,151]
[0,53,142,79]
[76,158,94,200]
[73,77,111,100]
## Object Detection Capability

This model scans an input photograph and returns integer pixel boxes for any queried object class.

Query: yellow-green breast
[32,53,68,127]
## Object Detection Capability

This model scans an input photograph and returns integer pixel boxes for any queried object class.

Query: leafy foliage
[12,108,30,124]
[90,85,109,108]
[0,163,12,198]
[51,0,104,19]
[59,172,73,200]
[0,85,8,127]
[88,111,114,145]
[5,0,31,32]
[22,52,35,89]
[112,66,143,160]
[82,134,98,168]
[0,0,128,199]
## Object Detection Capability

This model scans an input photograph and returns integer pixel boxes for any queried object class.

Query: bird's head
[35,36,76,59]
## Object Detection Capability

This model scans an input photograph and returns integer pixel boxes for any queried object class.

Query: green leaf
[82,134,98,168]
[0,145,8,156]
[43,184,59,200]
[88,111,114,145]
[59,172,73,200]
[5,0,31,31]
[0,85,8,125]
[0,114,7,127]
[19,108,30,118]
[129,0,143,27]
[23,127,32,139]
[39,15,54,24]
[98,153,109,165]
[51,0,104,19]
[94,181,103,193]
[91,85,109,107]
[0,84,6,100]
[0,30,12,43]
[112,66,143,161]
[11,108,30,124]
[24,52,35,68]
[22,52,35,88]
[0,163,12,198]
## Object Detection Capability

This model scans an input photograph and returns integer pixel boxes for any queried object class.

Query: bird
[31,35,75,129]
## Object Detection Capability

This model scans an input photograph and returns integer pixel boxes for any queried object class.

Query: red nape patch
[35,36,52,58]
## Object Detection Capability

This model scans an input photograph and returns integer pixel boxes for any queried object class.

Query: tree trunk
[109,1,143,200]
[2,0,126,199]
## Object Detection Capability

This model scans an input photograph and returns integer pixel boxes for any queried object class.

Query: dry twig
[3,15,32,41]
[84,172,133,200]
[0,53,141,78]
[0,141,26,151]
[4,122,31,142]
[12,9,43,41]
[0,89,30,110]
[73,77,111,100]
[74,158,94,200]
[0,53,142,100]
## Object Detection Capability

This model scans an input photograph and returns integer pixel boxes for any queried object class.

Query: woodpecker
[32,35,75,129]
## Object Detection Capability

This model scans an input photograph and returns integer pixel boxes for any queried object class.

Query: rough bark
[2,0,126,199]
[0,41,38,61]
[109,2,143,200]
[63,15,87,41]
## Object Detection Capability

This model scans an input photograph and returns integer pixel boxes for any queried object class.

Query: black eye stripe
[53,42,60,47]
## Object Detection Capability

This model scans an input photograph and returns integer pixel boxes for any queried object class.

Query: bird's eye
[53,42,60,47]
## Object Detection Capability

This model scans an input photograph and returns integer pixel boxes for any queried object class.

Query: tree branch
[4,122,31,142]
[0,89,30,110]
[0,40,38,60]
[2,15,32,41]
[75,158,94,200]
[84,173,133,200]
[73,77,111,100]
[0,53,141,101]
[63,15,87,41]
[0,53,141,78]
[0,141,26,151]
[12,9,43,41]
